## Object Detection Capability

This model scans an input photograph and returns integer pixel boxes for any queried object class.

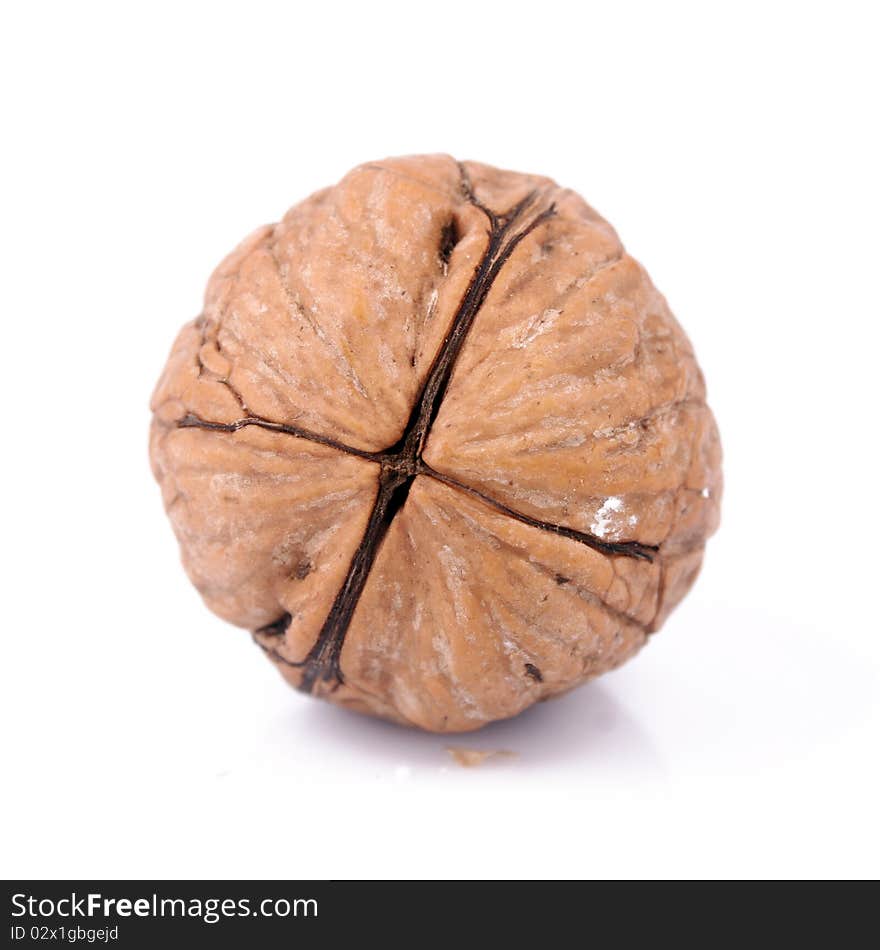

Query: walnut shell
[150,155,722,732]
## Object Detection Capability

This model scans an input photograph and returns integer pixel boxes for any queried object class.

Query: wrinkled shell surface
[150,155,722,732]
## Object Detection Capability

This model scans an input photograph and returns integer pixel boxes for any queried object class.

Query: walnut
[150,155,721,732]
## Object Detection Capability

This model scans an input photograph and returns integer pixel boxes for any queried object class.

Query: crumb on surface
[446,746,517,768]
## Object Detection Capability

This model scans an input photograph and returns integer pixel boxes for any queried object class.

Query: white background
[2,1,878,880]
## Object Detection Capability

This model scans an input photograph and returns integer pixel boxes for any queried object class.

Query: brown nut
[149,155,722,732]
